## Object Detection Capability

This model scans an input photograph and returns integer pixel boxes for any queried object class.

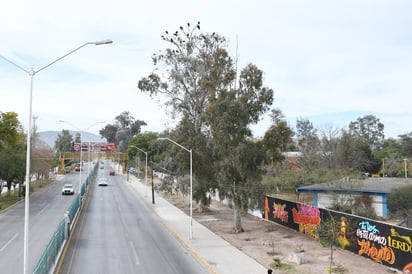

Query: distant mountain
[38,131,107,149]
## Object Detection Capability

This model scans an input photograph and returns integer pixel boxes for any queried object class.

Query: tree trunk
[196,194,210,213]
[234,207,244,233]
[197,202,208,213]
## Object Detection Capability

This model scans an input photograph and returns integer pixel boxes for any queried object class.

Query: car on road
[62,184,74,195]
[109,170,115,176]
[97,178,108,186]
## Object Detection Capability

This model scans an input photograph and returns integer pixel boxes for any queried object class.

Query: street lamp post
[117,153,120,171]
[59,120,105,196]
[0,39,112,274]
[129,145,148,198]
[90,142,100,165]
[87,142,92,174]
[403,159,409,179]
[158,137,193,239]
[382,157,387,177]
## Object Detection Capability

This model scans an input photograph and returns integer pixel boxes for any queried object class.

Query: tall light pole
[59,120,105,196]
[382,157,387,177]
[129,145,148,197]
[90,142,100,164]
[0,39,112,274]
[403,159,409,179]
[158,137,193,239]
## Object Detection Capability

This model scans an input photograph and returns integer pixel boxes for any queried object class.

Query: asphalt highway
[58,167,209,274]
[0,171,82,274]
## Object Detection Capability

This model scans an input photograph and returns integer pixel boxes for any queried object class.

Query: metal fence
[32,164,98,274]
[32,220,66,274]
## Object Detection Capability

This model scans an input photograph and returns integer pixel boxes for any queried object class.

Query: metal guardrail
[32,164,98,274]
[32,220,66,274]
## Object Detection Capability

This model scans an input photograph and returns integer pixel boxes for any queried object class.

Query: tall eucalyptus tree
[138,22,274,231]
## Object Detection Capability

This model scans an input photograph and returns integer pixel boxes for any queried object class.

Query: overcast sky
[1,0,411,138]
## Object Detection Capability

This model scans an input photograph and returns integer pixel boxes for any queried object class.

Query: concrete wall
[317,192,385,217]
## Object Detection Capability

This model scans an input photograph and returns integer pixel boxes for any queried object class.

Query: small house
[296,177,412,218]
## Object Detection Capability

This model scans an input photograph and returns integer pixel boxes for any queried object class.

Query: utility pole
[151,168,155,204]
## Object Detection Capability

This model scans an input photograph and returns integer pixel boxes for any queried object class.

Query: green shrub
[387,185,412,228]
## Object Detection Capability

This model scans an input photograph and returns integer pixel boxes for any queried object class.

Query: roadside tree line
[0,112,56,198]
[130,22,412,231]
[4,22,412,230]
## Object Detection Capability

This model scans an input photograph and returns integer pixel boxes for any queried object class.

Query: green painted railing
[32,219,66,274]
[32,164,98,274]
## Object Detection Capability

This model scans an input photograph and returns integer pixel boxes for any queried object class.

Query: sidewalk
[125,174,268,274]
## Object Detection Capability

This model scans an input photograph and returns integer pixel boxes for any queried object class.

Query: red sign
[92,143,117,152]
[73,143,81,152]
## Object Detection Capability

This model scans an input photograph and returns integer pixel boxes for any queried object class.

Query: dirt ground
[166,196,398,274]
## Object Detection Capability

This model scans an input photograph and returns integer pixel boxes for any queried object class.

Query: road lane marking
[113,188,141,266]
[37,204,48,215]
[129,241,140,265]
[0,233,18,252]
[125,177,218,274]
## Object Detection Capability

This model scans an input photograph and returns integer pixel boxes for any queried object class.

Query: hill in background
[38,131,107,149]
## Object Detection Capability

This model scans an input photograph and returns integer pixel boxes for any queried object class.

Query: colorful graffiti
[292,204,320,238]
[292,206,320,226]
[357,221,386,245]
[403,262,412,273]
[273,202,289,223]
[264,196,412,272]
[264,197,270,220]
[388,227,412,253]
[337,217,351,249]
[357,239,395,264]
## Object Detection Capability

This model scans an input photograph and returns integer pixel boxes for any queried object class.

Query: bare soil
[166,195,397,274]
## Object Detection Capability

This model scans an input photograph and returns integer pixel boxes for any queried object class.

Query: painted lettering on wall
[337,217,351,249]
[264,197,270,220]
[357,223,387,246]
[359,221,380,234]
[292,206,320,226]
[264,196,412,271]
[388,228,412,254]
[273,202,288,223]
[292,205,320,238]
[357,239,395,264]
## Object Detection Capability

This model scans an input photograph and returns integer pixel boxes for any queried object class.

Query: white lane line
[113,190,139,265]
[37,204,48,215]
[113,191,119,203]
[113,191,129,236]
[129,241,140,265]
[0,233,18,252]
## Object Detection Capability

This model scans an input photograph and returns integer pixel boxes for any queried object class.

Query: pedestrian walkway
[125,174,268,274]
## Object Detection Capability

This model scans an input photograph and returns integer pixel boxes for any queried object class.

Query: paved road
[59,167,209,274]
[0,171,84,274]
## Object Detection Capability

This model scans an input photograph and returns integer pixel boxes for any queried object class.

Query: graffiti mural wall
[264,196,412,272]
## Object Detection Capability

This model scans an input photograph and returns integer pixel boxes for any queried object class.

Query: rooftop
[296,177,412,195]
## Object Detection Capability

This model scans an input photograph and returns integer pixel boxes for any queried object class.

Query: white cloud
[1,0,411,138]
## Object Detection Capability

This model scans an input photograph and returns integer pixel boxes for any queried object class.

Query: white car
[62,184,74,195]
[97,178,108,186]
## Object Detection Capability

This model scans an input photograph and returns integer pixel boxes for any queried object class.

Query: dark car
[109,170,115,176]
